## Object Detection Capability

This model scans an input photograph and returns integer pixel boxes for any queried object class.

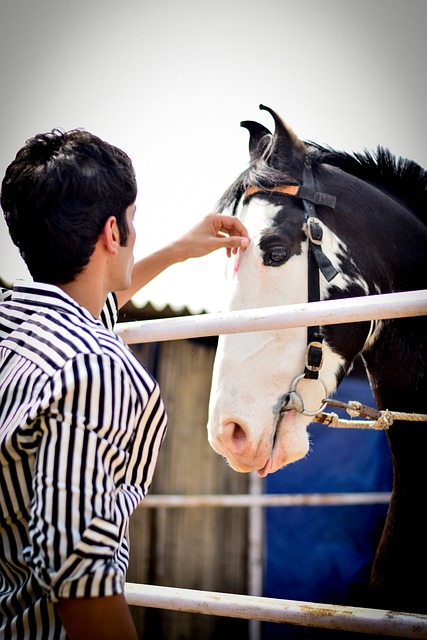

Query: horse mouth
[256,411,283,478]
[257,408,309,477]
[257,456,273,478]
[256,392,303,476]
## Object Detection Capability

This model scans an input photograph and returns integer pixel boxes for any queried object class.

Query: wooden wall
[126,338,250,639]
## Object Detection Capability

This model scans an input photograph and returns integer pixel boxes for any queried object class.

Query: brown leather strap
[243,184,299,201]
[243,184,336,209]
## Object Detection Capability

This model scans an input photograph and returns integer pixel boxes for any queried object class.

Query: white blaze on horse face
[207,199,345,476]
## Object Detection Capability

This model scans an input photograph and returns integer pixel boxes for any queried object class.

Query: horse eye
[264,246,288,266]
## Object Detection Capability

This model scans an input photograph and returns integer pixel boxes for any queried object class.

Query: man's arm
[115,213,250,309]
[56,593,138,639]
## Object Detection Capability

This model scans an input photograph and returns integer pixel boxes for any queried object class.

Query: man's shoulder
[0,287,152,387]
[1,300,116,374]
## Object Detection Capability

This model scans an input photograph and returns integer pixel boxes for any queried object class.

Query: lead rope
[313,399,427,430]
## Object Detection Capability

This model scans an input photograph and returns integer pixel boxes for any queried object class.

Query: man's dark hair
[1,128,137,284]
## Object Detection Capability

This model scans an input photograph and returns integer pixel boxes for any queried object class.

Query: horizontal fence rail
[139,492,392,508]
[116,289,427,344]
[124,583,427,638]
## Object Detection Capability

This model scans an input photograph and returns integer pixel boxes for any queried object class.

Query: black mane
[218,140,427,225]
[312,144,427,224]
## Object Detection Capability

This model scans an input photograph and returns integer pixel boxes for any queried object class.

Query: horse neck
[320,166,427,294]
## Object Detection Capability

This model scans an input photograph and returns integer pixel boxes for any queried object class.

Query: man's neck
[59,276,108,319]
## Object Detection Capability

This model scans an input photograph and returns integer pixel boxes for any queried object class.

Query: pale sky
[1,0,426,312]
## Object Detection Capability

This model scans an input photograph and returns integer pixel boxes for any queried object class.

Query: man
[0,128,249,639]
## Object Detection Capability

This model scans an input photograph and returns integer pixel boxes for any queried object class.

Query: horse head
[207,105,427,478]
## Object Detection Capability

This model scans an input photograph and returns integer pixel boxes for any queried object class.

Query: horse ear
[240,120,272,160]
[259,104,307,171]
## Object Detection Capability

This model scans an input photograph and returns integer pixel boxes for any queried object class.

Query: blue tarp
[263,374,393,639]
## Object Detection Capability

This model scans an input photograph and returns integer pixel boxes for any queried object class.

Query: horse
[207,105,427,615]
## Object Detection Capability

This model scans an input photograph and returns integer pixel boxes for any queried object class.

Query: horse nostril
[232,423,246,444]
[219,420,248,453]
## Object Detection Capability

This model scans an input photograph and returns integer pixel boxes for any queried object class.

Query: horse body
[207,105,427,613]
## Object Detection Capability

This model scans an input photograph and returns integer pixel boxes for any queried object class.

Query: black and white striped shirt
[0,281,168,639]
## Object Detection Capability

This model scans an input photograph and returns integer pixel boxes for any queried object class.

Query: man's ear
[101,216,120,255]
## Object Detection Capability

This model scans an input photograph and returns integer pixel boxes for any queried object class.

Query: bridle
[243,159,338,416]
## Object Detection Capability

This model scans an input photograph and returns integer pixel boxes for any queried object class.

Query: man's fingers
[211,214,249,240]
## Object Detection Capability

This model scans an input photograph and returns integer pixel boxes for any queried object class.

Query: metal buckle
[305,341,324,372]
[306,217,323,245]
